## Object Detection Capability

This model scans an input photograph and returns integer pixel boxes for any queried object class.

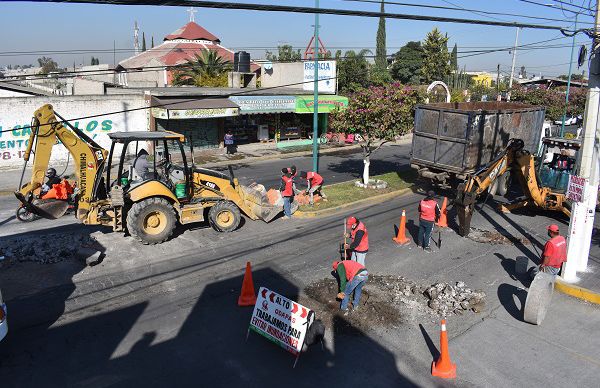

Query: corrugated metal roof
[150,96,239,110]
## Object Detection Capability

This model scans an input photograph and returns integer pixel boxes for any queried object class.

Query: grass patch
[299,170,417,212]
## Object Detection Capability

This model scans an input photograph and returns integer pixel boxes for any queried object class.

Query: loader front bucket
[14,192,69,220]
[238,184,284,223]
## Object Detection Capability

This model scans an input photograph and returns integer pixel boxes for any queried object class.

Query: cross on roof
[187,7,197,22]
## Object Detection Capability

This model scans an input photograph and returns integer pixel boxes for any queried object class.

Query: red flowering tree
[329,83,424,185]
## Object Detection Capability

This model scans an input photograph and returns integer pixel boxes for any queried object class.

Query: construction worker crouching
[300,170,327,205]
[531,224,567,278]
[418,190,441,252]
[345,216,369,265]
[333,260,369,314]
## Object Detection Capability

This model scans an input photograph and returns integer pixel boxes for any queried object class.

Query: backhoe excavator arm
[15,104,108,220]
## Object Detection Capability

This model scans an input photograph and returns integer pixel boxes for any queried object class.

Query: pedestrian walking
[280,167,294,219]
[332,260,369,314]
[418,190,441,252]
[344,216,369,265]
[224,131,235,155]
[530,224,567,278]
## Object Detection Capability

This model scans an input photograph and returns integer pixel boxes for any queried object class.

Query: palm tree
[172,49,232,86]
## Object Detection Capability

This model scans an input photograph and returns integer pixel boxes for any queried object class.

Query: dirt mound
[468,228,531,245]
[0,233,99,265]
[300,275,485,334]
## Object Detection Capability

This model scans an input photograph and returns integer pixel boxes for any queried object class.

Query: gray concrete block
[76,247,103,267]
[515,256,529,274]
[523,272,555,325]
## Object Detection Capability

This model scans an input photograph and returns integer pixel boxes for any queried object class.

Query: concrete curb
[294,187,412,218]
[554,279,600,305]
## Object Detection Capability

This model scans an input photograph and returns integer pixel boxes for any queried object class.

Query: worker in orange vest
[418,190,441,252]
[300,170,327,205]
[333,260,369,313]
[280,167,295,219]
[531,224,567,278]
[344,216,369,265]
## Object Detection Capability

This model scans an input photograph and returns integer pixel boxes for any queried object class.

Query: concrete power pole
[563,0,600,282]
[507,27,520,101]
[134,21,140,55]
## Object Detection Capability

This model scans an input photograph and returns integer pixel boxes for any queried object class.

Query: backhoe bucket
[239,184,284,222]
[14,192,69,220]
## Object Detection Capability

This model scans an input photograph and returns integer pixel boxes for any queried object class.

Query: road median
[554,279,600,305]
[294,171,415,218]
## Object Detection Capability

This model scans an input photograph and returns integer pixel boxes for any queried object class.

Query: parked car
[554,115,582,126]
[0,288,7,342]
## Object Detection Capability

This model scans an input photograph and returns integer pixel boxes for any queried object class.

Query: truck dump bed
[411,102,545,180]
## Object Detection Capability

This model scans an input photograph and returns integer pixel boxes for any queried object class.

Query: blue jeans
[283,196,292,217]
[418,219,434,248]
[341,273,368,311]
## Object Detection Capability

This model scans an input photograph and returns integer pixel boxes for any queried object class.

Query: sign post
[248,287,312,368]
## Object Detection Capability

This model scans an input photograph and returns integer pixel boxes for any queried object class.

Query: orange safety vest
[419,199,438,222]
[341,260,366,281]
[544,235,567,268]
[307,171,323,186]
[351,222,369,252]
[280,175,294,197]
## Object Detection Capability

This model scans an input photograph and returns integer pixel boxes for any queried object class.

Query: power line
[340,0,595,24]
[514,0,593,15]
[19,0,575,31]
[552,0,595,12]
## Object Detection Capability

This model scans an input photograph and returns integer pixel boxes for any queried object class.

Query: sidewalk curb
[294,187,412,218]
[555,279,600,305]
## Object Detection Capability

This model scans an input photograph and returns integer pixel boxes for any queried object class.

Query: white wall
[0,94,148,170]
[0,88,34,98]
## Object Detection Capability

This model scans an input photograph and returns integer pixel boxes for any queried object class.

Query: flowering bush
[510,86,587,121]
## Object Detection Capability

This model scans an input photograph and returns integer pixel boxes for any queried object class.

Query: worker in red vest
[333,260,369,313]
[300,171,327,205]
[531,224,567,278]
[280,167,295,219]
[344,216,369,265]
[418,190,441,252]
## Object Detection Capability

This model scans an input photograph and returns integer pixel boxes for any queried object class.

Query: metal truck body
[410,102,545,189]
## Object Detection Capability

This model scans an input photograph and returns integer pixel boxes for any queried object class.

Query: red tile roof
[164,22,220,43]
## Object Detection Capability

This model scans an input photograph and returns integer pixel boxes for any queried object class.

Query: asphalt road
[1,142,599,387]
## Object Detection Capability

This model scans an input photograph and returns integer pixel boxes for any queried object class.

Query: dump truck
[15,104,287,245]
[410,102,546,195]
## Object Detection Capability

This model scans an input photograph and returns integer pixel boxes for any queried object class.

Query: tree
[421,28,451,84]
[520,65,526,79]
[37,56,58,74]
[151,36,154,49]
[335,49,371,93]
[375,0,387,71]
[390,41,423,84]
[450,43,458,71]
[558,73,586,81]
[329,84,424,184]
[142,32,147,52]
[265,45,301,62]
[172,49,231,87]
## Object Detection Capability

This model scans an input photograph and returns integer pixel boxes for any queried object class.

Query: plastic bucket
[175,183,187,198]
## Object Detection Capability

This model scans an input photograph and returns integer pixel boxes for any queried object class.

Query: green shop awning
[295,95,348,114]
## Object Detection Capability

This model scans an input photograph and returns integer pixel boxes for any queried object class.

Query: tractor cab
[106,131,192,201]
[536,137,580,193]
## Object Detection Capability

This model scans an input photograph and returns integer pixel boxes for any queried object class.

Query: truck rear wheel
[209,201,241,232]
[127,197,176,244]
[497,172,511,197]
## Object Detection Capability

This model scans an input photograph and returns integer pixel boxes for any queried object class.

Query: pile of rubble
[0,233,98,265]
[423,281,486,316]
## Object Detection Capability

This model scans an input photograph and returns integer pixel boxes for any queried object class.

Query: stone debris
[0,233,98,265]
[423,282,486,316]
[467,227,530,245]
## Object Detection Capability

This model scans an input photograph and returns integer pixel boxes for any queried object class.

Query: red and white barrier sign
[249,287,311,355]
[567,175,586,203]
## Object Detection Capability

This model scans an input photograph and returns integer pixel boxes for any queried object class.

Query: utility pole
[496,64,500,98]
[563,0,600,282]
[508,27,520,101]
[560,13,579,137]
[312,0,320,172]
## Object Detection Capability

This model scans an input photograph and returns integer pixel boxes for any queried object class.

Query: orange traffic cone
[392,210,410,245]
[238,262,257,306]
[431,319,456,379]
[436,197,448,228]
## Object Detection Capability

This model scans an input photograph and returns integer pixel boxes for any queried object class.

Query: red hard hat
[547,224,559,233]
[346,216,357,227]
[332,261,340,270]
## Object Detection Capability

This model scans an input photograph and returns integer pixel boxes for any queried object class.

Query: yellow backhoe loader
[455,138,571,237]
[15,104,285,244]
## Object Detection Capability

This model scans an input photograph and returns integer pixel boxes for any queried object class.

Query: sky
[0,0,595,77]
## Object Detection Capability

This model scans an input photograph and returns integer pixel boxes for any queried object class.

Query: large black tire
[16,206,39,222]
[497,172,511,197]
[208,201,241,232]
[127,197,177,245]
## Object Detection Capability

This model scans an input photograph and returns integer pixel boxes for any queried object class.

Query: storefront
[227,96,296,143]
[150,96,240,149]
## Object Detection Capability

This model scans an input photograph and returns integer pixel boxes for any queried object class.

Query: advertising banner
[302,60,337,93]
[567,175,586,203]
[229,96,296,114]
